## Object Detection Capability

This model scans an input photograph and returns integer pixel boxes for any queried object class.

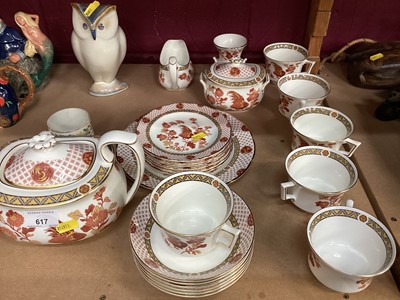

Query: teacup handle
[98,130,145,205]
[340,138,361,157]
[168,56,178,90]
[281,181,296,201]
[302,59,316,74]
[217,223,241,249]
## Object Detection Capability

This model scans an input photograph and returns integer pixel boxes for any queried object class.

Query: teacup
[277,73,330,118]
[290,106,361,157]
[47,108,94,136]
[263,42,315,83]
[159,39,194,91]
[149,171,241,256]
[213,33,247,62]
[281,146,358,213]
[307,203,396,293]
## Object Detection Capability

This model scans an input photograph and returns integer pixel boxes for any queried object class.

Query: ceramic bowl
[200,61,270,111]
[307,205,396,293]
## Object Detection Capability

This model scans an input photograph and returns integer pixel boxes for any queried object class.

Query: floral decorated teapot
[0,130,144,244]
[0,65,35,127]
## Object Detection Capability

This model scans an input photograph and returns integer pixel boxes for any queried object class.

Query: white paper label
[23,210,59,227]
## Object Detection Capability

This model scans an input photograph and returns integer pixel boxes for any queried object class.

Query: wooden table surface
[0,64,398,299]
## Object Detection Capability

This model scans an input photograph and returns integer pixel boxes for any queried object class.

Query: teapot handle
[98,130,145,205]
[0,65,35,115]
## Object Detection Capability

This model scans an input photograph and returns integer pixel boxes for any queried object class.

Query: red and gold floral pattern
[45,186,121,244]
[82,151,94,165]
[165,233,208,255]
[315,193,343,209]
[0,210,35,241]
[206,85,261,111]
[230,67,241,76]
[159,72,165,83]
[267,60,303,82]
[228,253,243,264]
[178,68,193,82]
[219,50,240,61]
[155,118,213,152]
[357,278,372,290]
[5,155,15,169]
[309,251,321,268]
[278,94,292,115]
[31,162,54,184]
[247,213,254,227]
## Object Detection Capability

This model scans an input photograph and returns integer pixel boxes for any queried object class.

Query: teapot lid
[2,132,95,189]
[205,60,266,87]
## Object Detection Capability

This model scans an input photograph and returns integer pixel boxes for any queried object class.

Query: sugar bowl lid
[205,59,266,87]
[1,131,95,189]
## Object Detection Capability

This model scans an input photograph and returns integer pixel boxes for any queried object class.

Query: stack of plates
[129,192,255,298]
[117,102,256,189]
[136,103,232,176]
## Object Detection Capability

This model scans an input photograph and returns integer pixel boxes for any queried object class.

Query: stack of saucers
[129,192,255,297]
[135,103,233,176]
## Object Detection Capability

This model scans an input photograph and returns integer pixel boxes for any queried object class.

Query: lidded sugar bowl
[0,130,144,244]
[200,59,270,111]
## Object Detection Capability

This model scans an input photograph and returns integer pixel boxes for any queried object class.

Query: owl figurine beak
[90,29,96,40]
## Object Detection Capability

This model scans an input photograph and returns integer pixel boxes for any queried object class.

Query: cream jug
[158,39,193,91]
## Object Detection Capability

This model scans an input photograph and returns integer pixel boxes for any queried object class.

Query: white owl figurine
[71,2,128,96]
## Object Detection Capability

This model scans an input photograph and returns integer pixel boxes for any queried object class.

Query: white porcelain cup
[47,108,94,136]
[307,203,396,293]
[149,171,241,256]
[213,33,247,63]
[281,146,358,213]
[277,73,330,119]
[159,39,194,91]
[263,42,315,83]
[290,106,361,157]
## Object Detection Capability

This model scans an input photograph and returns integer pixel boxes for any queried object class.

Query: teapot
[0,130,145,244]
[0,65,35,127]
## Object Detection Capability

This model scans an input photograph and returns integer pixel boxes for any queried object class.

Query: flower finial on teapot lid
[28,131,56,150]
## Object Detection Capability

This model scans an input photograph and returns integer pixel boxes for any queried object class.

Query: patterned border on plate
[137,103,231,161]
[116,108,255,189]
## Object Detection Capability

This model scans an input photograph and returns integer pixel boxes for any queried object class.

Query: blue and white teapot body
[0,65,34,128]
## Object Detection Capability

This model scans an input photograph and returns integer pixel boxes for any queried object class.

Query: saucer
[134,246,253,286]
[129,191,255,281]
[117,110,255,189]
[134,251,252,297]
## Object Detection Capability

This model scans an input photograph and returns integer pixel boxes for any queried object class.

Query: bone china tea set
[0,7,396,296]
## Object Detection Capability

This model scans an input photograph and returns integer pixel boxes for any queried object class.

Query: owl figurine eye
[98,23,105,30]
[82,23,88,30]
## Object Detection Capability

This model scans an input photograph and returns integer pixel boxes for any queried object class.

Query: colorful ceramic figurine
[71,2,128,96]
[0,65,35,127]
[0,12,53,95]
